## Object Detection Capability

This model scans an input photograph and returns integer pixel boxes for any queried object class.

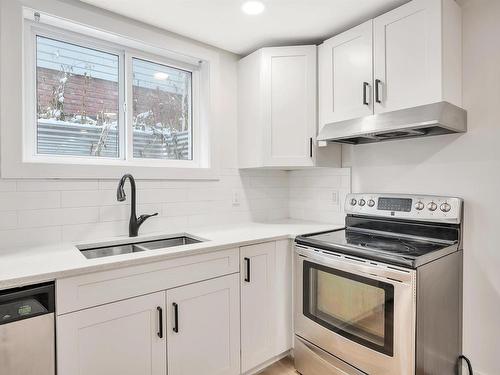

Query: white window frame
[0,1,219,179]
[25,22,202,169]
[24,24,127,163]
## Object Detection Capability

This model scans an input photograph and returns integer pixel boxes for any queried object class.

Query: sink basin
[78,234,205,259]
[80,244,145,259]
[139,236,201,250]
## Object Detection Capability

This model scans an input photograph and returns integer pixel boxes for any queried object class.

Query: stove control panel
[345,193,463,223]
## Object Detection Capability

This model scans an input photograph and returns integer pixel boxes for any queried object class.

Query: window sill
[0,160,220,180]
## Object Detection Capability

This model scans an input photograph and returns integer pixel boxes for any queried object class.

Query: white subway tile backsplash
[18,207,99,228]
[61,190,118,208]
[250,176,289,188]
[162,201,216,217]
[0,167,350,250]
[62,220,128,242]
[288,168,350,224]
[0,227,62,248]
[137,189,188,204]
[0,181,16,192]
[0,211,19,230]
[187,187,227,202]
[0,191,61,211]
[17,179,99,191]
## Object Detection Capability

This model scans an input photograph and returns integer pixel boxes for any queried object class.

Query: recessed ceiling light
[154,72,169,80]
[241,1,265,15]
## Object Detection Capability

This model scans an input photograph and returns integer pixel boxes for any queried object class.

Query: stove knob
[428,202,438,211]
[359,199,366,207]
[368,199,375,207]
[440,202,451,212]
[415,201,425,211]
[350,198,357,206]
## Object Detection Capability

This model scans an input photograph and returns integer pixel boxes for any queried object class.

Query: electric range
[294,193,463,375]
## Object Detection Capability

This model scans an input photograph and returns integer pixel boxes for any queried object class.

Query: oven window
[303,261,394,356]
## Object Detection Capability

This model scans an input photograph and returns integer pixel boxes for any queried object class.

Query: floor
[259,357,298,375]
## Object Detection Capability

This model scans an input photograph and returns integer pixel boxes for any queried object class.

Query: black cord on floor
[458,355,473,375]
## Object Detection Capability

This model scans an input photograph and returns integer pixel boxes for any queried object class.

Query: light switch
[232,190,240,206]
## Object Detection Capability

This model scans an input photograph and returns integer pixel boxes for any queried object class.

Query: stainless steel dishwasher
[0,282,55,375]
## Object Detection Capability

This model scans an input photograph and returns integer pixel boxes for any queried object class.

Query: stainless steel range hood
[317,101,467,145]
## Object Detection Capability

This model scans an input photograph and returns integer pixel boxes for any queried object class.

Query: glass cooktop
[296,228,458,268]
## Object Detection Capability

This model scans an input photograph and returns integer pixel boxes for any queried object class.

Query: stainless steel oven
[294,244,416,375]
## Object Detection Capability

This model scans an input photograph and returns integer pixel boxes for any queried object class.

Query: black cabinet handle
[375,79,382,104]
[363,82,369,105]
[309,137,313,158]
[157,306,163,338]
[244,257,251,282]
[172,302,179,333]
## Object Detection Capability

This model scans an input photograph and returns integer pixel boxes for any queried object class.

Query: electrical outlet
[232,190,240,206]
[331,191,339,204]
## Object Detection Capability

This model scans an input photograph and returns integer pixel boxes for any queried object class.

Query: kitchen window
[4,10,217,179]
[29,28,199,166]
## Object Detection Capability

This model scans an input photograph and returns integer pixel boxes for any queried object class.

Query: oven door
[295,245,416,375]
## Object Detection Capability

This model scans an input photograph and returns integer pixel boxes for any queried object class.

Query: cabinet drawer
[57,248,239,314]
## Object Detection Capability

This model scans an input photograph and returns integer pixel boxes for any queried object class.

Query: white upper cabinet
[319,20,374,127]
[166,274,240,375]
[239,46,315,168]
[238,46,341,169]
[262,46,316,167]
[373,0,462,113]
[318,0,462,127]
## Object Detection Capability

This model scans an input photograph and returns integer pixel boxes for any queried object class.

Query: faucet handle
[137,212,159,226]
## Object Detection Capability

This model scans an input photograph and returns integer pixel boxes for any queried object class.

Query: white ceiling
[80,0,409,56]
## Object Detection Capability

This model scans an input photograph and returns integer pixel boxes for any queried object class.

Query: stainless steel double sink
[78,234,205,259]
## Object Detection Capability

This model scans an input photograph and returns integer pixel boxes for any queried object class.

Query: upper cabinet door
[262,46,316,167]
[319,20,373,128]
[166,274,240,375]
[57,292,166,375]
[374,0,446,113]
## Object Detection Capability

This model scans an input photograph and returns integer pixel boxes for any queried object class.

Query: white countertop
[0,220,343,290]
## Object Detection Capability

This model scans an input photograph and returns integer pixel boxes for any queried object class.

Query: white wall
[343,0,499,373]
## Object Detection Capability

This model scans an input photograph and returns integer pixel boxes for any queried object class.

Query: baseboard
[242,350,293,375]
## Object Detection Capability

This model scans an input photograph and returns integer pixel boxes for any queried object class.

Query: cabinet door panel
[263,46,316,167]
[374,0,441,113]
[319,20,373,127]
[167,274,240,375]
[272,240,293,355]
[240,241,276,372]
[57,292,166,375]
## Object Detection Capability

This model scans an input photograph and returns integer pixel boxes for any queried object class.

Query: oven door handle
[296,248,414,285]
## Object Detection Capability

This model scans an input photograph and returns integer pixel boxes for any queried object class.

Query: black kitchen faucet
[117,174,158,237]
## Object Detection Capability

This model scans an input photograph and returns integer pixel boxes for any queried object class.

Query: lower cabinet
[240,240,293,373]
[57,291,167,375]
[240,241,275,372]
[56,241,291,375]
[166,273,241,375]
